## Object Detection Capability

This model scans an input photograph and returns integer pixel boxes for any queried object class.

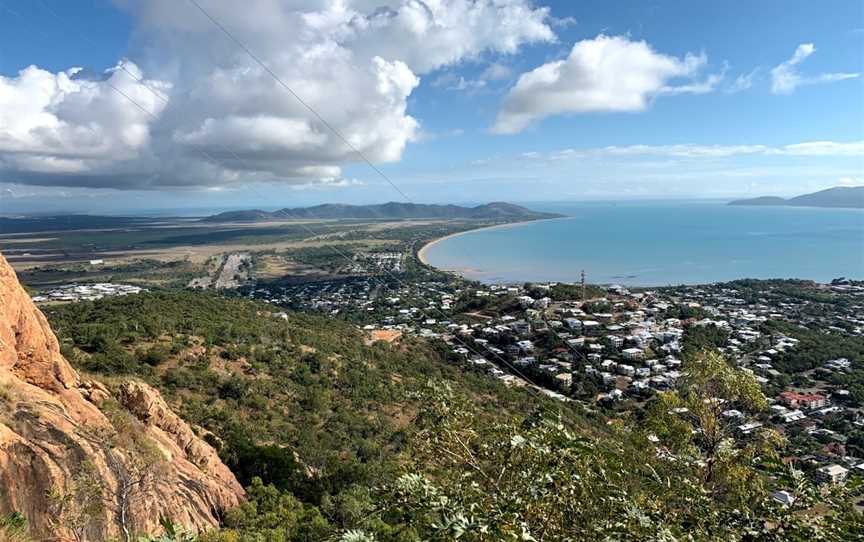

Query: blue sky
[0,0,862,213]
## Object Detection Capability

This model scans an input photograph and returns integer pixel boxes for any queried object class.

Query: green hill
[203,202,562,222]
[42,292,862,541]
[729,186,864,208]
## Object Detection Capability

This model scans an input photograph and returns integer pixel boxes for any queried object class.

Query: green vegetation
[0,513,28,542]
[2,223,320,253]
[762,320,864,373]
[45,291,546,539]
[43,292,864,540]
[757,320,864,406]
[581,299,613,314]
[525,282,607,301]
[681,323,730,359]
[726,279,858,317]
[662,304,710,321]
[7,216,504,290]
[355,355,861,540]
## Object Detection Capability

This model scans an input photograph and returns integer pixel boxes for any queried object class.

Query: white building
[816,464,849,484]
[621,347,644,361]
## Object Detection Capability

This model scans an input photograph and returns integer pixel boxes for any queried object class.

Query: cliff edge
[0,252,243,540]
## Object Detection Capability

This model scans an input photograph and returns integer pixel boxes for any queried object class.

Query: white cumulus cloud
[0,61,169,186]
[1,0,554,189]
[492,35,715,134]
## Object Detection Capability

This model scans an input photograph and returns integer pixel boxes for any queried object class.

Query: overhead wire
[180,0,567,397]
[4,0,567,401]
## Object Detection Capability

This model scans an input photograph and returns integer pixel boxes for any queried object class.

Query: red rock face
[0,253,244,540]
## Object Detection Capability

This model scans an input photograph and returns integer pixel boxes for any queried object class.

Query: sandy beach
[416,217,568,267]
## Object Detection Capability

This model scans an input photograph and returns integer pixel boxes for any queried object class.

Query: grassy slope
[44,291,564,508]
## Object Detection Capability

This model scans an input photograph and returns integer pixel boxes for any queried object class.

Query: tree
[107,423,167,542]
[354,375,863,541]
[79,402,169,542]
[46,461,105,542]
[644,349,773,502]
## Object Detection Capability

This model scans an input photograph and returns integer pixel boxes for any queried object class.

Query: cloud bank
[1,0,554,190]
[530,140,864,160]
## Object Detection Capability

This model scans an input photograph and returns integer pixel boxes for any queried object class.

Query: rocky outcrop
[0,253,244,540]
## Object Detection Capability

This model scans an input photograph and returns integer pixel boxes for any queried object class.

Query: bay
[421,201,864,286]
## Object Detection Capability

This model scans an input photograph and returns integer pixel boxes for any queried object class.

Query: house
[737,421,763,435]
[582,320,601,336]
[600,359,616,371]
[517,295,535,307]
[594,312,614,323]
[627,378,646,390]
[621,347,644,361]
[772,490,795,507]
[603,389,623,401]
[567,337,586,348]
[606,335,624,349]
[469,358,489,368]
[534,297,551,309]
[617,364,635,377]
[555,372,573,387]
[815,464,849,484]
[825,358,852,371]
[516,340,534,353]
[564,318,582,332]
[779,391,827,410]
[779,409,807,423]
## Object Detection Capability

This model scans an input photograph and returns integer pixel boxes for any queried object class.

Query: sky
[0,0,862,214]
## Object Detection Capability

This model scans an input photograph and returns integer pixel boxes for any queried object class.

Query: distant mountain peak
[729,186,864,209]
[203,202,561,222]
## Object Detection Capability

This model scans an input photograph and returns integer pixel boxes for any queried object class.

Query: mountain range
[728,186,864,209]
[202,201,561,222]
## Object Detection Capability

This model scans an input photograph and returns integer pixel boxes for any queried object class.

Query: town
[31,255,864,493]
[239,266,864,492]
[32,282,147,303]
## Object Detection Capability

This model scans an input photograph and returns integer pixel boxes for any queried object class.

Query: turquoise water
[423,201,864,285]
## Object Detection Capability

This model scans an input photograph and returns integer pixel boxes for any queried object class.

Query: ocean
[421,200,864,286]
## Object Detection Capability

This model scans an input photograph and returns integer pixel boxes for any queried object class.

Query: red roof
[780,391,825,402]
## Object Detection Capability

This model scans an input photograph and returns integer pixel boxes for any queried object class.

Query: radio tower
[580,270,586,302]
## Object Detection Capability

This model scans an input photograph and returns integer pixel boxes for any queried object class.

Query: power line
[3,0,559,402]
[179,0,560,396]
[33,0,171,104]
[184,0,414,203]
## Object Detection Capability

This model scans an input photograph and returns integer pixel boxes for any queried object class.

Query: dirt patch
[365,329,402,345]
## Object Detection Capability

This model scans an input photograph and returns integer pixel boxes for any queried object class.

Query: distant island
[729,186,864,209]
[203,201,562,222]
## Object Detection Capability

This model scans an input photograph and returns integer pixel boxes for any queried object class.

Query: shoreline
[416,217,569,268]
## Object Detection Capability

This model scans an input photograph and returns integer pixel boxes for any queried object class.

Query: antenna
[581,270,586,302]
